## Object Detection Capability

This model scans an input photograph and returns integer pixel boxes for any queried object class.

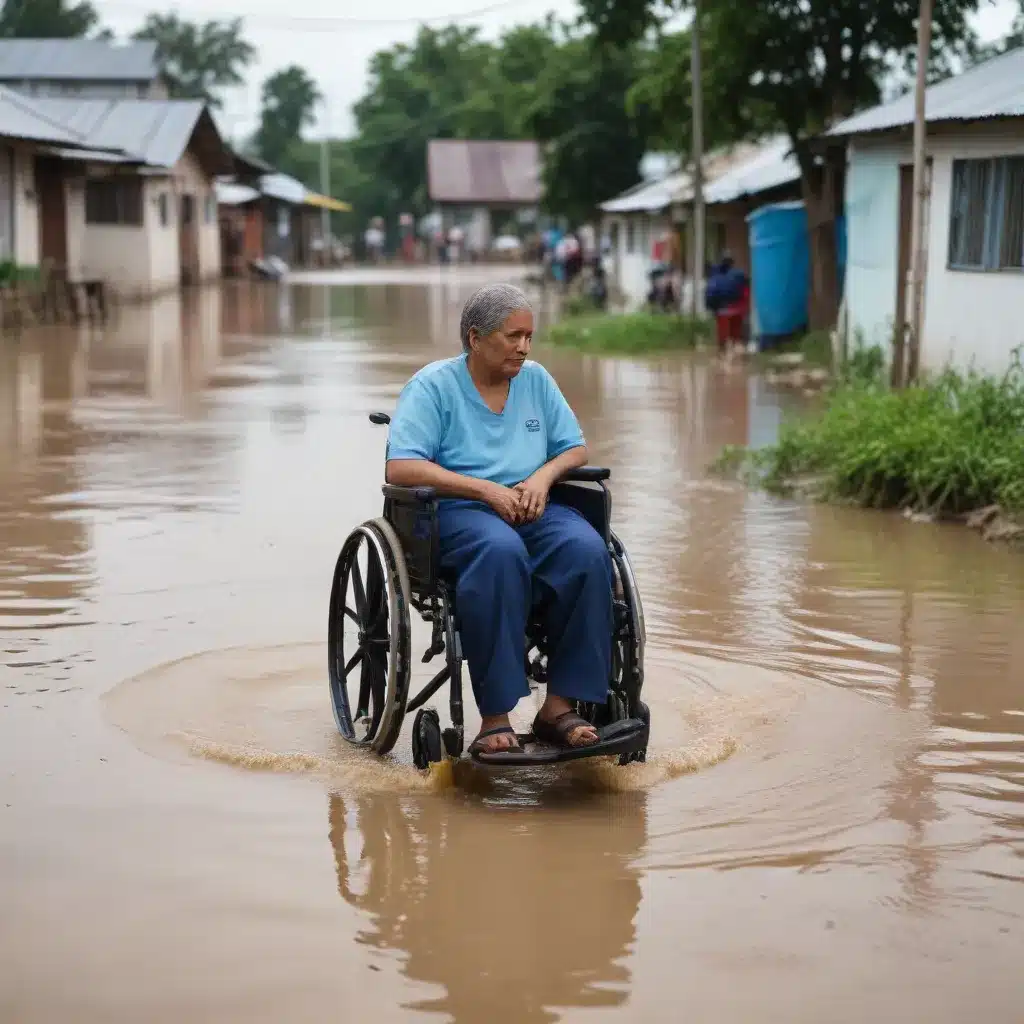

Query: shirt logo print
[525,418,540,432]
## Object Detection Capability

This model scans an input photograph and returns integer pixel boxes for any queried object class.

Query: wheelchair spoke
[343,647,364,679]
[351,549,367,618]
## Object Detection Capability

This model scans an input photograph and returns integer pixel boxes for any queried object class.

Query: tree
[581,0,985,328]
[132,13,255,108]
[254,66,322,167]
[0,0,105,38]
[524,29,654,224]
[350,24,509,225]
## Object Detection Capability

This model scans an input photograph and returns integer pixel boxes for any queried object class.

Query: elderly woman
[385,283,612,757]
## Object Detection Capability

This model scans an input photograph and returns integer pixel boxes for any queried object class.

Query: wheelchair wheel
[610,529,646,715]
[328,517,411,756]
[411,708,444,770]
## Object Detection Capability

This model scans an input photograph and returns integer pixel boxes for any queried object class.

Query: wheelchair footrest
[469,717,648,768]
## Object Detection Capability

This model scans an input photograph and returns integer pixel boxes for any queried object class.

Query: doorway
[179,192,199,284]
[35,156,68,269]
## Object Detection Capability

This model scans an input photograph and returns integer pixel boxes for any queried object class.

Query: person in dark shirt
[705,254,750,353]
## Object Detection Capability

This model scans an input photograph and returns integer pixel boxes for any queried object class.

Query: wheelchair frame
[327,413,648,769]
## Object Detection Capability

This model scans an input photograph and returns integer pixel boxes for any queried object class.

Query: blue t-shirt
[385,355,585,492]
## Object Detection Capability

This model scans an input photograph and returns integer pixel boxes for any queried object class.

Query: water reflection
[328,789,646,1023]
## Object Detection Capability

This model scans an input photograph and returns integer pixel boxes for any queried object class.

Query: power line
[95,0,536,31]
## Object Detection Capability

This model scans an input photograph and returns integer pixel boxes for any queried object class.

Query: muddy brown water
[1,268,1022,1023]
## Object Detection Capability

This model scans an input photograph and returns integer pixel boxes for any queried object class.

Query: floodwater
[1,266,1022,1023]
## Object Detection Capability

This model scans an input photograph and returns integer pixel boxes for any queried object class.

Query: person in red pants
[706,255,750,355]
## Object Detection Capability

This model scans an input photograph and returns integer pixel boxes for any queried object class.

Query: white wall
[844,143,901,349]
[146,177,179,293]
[64,173,87,281]
[605,212,656,308]
[846,122,1024,375]
[13,145,39,266]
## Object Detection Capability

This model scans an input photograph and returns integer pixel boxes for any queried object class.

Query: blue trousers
[438,501,613,716]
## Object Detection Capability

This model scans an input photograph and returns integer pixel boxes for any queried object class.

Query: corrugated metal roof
[0,86,85,146]
[828,46,1024,138]
[21,97,204,168]
[600,137,799,214]
[600,171,685,214]
[260,172,307,204]
[427,139,541,204]
[702,136,800,204]
[215,182,260,206]
[0,39,158,82]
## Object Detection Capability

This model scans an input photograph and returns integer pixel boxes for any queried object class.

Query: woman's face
[469,309,533,380]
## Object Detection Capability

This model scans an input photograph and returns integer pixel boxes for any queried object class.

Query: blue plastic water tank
[747,201,809,340]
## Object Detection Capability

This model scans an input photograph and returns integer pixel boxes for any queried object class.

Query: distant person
[705,254,750,353]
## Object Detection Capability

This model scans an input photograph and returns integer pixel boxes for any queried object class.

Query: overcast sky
[94,0,1018,145]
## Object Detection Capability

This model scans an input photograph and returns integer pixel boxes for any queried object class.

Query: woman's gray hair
[459,283,532,352]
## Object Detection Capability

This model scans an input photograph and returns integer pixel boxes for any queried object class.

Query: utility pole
[690,0,705,319]
[906,0,933,386]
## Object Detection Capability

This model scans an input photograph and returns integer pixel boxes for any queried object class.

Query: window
[626,219,635,254]
[204,194,216,223]
[948,156,1024,271]
[85,178,143,225]
[157,192,169,227]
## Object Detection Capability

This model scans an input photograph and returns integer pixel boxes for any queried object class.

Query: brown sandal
[531,710,598,749]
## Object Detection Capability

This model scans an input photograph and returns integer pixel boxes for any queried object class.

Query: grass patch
[713,347,1024,522]
[545,311,713,354]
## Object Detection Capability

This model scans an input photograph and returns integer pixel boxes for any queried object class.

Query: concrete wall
[846,122,1024,375]
[146,177,178,293]
[81,145,220,298]
[64,172,87,281]
[174,151,220,282]
[12,145,38,266]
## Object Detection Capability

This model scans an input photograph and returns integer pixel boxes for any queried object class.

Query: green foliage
[0,261,40,284]
[523,32,652,224]
[544,311,712,354]
[297,20,653,233]
[0,0,104,38]
[254,66,322,168]
[730,353,1024,517]
[132,13,255,108]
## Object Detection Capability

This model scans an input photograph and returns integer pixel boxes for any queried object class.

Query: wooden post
[690,0,705,320]
[906,0,933,386]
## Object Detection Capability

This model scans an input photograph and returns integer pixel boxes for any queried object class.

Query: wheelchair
[327,411,650,769]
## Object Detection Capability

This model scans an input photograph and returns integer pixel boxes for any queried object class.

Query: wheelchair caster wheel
[620,701,650,765]
[412,708,444,770]
[442,726,463,759]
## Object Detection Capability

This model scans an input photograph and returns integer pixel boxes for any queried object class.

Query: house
[0,39,164,99]
[0,85,99,269]
[600,138,802,310]
[826,46,1024,375]
[24,96,236,297]
[215,169,351,274]
[427,139,542,255]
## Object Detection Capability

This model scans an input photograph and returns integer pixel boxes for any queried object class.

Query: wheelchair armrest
[559,467,611,483]
[381,484,437,506]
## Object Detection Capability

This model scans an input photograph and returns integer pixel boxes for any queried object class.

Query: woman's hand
[481,482,525,525]
[514,473,551,524]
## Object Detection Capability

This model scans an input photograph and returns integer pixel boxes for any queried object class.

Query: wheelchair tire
[412,708,444,770]
[328,516,411,757]
[610,530,646,715]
